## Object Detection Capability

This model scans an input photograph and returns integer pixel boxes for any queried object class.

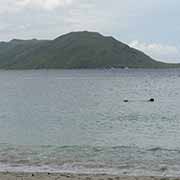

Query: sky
[0,0,180,63]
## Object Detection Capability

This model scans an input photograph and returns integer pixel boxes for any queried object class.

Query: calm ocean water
[0,69,180,176]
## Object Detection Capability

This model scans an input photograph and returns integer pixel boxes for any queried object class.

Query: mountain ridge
[0,31,179,69]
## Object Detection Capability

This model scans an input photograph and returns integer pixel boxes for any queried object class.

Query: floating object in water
[123,98,155,102]
[149,98,154,102]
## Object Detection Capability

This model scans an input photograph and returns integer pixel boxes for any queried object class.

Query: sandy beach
[0,173,178,180]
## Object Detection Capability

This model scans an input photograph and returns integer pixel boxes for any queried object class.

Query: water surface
[0,69,180,176]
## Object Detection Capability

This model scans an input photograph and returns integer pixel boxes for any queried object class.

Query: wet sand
[0,173,179,180]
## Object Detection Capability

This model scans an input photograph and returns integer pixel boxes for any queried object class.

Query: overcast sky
[0,0,180,63]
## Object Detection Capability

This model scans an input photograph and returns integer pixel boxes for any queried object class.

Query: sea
[0,69,180,176]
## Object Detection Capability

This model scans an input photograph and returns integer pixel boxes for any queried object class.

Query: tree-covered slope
[0,31,178,69]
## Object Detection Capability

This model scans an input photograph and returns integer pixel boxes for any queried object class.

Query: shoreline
[0,172,179,180]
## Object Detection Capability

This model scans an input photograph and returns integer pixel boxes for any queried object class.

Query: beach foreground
[0,173,178,180]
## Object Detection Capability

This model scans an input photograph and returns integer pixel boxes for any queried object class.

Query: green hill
[0,31,179,69]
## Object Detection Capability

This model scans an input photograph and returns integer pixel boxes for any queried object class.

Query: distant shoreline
[1,67,180,70]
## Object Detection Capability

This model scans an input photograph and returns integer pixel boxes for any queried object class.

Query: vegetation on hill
[0,31,179,69]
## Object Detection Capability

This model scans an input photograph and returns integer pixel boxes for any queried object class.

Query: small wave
[0,163,121,175]
[147,147,180,153]
[0,144,180,176]
[148,147,163,152]
[0,162,179,177]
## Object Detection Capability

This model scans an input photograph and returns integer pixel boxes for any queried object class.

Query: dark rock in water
[124,100,129,102]
[149,98,155,102]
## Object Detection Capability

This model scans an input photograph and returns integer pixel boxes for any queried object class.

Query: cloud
[129,40,180,63]
[0,0,74,14]
[0,0,180,65]
[15,0,74,10]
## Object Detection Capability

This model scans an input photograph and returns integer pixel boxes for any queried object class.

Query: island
[0,31,179,69]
